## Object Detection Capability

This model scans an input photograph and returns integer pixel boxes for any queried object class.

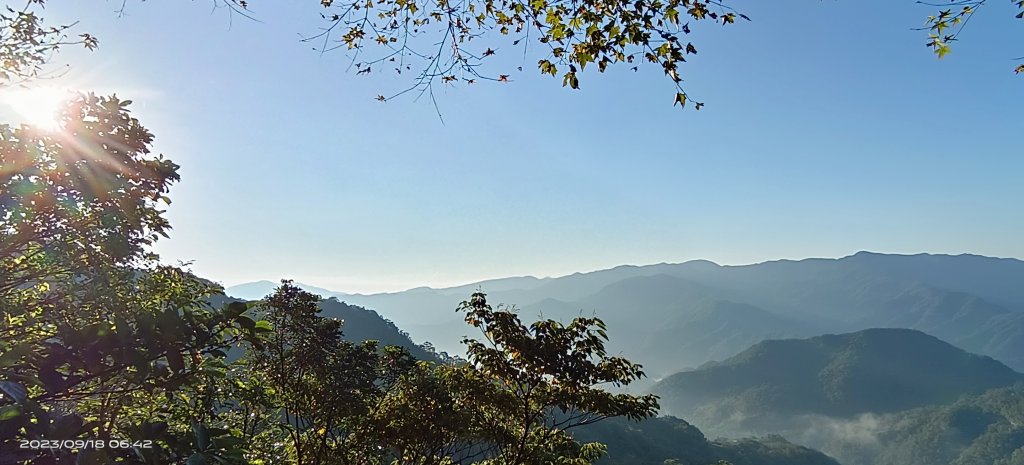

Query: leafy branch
[0,0,97,86]
[916,0,1023,72]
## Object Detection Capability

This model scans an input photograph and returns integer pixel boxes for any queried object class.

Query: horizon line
[221,249,1022,296]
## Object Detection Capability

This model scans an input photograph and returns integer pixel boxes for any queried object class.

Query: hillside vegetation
[649,329,1024,465]
[574,416,841,465]
[652,328,1023,431]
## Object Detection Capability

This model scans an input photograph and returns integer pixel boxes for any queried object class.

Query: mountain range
[222,252,1024,465]
[226,252,1024,377]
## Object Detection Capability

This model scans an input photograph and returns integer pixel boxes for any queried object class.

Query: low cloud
[795,412,889,447]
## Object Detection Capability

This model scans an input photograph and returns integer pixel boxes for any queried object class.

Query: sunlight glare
[0,86,72,131]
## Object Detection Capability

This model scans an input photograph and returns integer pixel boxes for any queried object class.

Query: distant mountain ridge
[225,252,1024,375]
[225,280,350,301]
[227,251,1024,307]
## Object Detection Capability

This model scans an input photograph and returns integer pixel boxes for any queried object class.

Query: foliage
[237,280,417,465]
[1,93,178,279]
[454,292,661,464]
[920,0,1024,64]
[0,95,259,464]
[2,1,1021,106]
[651,328,1024,433]
[0,0,97,85]
[228,286,660,465]
[240,0,1024,105]
[287,0,743,109]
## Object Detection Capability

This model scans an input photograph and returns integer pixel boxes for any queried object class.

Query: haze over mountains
[650,329,1024,465]
[652,328,1023,429]
[222,251,1024,465]
[571,415,841,465]
[226,251,1024,377]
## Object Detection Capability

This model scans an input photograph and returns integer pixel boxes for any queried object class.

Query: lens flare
[0,86,72,131]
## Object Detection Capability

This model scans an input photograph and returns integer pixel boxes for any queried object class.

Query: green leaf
[201,366,227,378]
[211,436,247,449]
[562,71,579,89]
[194,423,210,451]
[0,343,33,368]
[673,92,686,107]
[0,404,22,421]
[236,315,257,332]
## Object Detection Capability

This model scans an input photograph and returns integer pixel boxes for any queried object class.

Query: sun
[0,86,72,131]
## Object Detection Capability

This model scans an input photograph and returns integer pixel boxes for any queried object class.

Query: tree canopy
[0,93,259,464]
[1,0,1020,107]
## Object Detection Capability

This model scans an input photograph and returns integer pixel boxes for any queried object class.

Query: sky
[1,0,1021,293]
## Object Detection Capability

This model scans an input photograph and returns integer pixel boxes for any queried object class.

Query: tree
[237,280,417,465]
[2,1,1020,107]
[229,284,659,465]
[365,292,659,465]
[0,94,257,464]
[920,0,1023,68]
[457,292,659,464]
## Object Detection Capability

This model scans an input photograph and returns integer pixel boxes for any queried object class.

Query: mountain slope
[652,328,1024,432]
[226,252,1024,372]
[788,384,1024,465]
[514,275,813,377]
[650,329,1024,465]
[214,293,435,361]
[866,384,1024,465]
[641,299,813,374]
[316,298,435,360]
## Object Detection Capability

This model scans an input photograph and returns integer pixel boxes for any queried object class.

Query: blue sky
[2,0,1021,293]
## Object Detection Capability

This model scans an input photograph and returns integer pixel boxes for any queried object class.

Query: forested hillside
[649,329,1024,465]
[574,416,840,465]
[652,328,1023,431]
